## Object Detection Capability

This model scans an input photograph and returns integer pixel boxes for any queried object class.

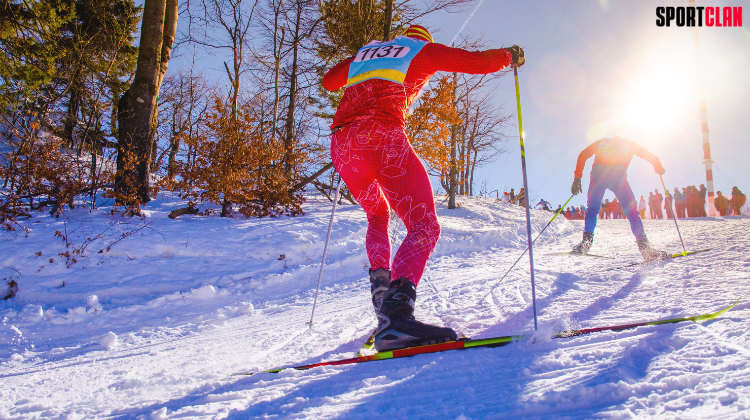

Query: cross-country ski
[1,2,749,419]
[238,299,739,376]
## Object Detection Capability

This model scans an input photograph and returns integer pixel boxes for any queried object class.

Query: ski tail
[606,247,716,271]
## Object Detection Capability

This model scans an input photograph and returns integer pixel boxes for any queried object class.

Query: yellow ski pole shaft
[514,64,538,331]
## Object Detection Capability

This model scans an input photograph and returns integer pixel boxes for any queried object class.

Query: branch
[168,206,199,219]
[291,162,334,192]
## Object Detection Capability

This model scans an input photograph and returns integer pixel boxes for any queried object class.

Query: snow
[0,193,749,419]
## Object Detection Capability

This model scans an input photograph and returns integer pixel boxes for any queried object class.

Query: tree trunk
[448,72,458,209]
[166,132,181,179]
[272,1,284,142]
[383,0,393,41]
[470,149,477,196]
[283,5,302,183]
[116,0,178,205]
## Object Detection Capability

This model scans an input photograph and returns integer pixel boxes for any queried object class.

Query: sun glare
[622,63,696,135]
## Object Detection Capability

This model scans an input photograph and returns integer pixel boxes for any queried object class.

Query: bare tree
[152,68,210,179]
[184,0,259,121]
[456,81,511,196]
[251,0,327,188]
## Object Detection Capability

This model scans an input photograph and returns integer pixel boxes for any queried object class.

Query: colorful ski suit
[323,37,511,285]
[574,137,664,239]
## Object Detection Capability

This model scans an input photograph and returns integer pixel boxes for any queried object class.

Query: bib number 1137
[354,45,411,62]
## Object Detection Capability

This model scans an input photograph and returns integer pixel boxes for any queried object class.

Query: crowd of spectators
[663,184,746,218]
[510,184,747,221]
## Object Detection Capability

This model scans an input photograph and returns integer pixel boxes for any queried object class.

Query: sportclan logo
[656,6,743,27]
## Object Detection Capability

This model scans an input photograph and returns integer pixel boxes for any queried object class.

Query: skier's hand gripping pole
[506,45,525,67]
[660,175,687,255]
[571,177,582,195]
[479,195,574,305]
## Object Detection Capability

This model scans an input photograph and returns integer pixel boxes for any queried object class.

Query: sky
[159,0,750,211]
[421,0,750,209]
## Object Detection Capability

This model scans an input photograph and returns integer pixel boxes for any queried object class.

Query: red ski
[234,298,739,376]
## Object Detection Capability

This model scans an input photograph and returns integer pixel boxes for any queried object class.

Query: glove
[572,177,582,195]
[506,45,525,67]
[654,165,665,175]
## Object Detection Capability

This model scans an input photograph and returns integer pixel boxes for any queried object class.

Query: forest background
[1,0,517,234]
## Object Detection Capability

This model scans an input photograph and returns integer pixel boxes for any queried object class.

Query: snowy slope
[0,194,749,419]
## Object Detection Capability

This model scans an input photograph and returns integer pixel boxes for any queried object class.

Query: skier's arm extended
[424,43,512,74]
[631,143,665,174]
[322,57,353,91]
[573,141,600,178]
[323,44,512,91]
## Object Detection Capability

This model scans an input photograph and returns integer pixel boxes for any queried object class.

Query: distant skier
[570,136,668,260]
[323,24,525,351]
[536,199,551,211]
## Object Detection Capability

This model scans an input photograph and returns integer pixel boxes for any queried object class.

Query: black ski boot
[369,268,391,311]
[571,231,594,255]
[374,278,457,352]
[636,236,668,261]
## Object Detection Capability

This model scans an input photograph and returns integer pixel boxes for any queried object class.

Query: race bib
[598,137,631,155]
[354,45,412,62]
[346,36,427,87]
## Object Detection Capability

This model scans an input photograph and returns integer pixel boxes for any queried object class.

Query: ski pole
[513,64,539,331]
[660,175,687,255]
[480,194,573,304]
[308,174,342,328]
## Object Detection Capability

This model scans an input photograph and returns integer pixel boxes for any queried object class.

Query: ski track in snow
[0,194,749,419]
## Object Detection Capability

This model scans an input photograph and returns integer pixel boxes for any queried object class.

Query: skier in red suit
[323,25,524,351]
